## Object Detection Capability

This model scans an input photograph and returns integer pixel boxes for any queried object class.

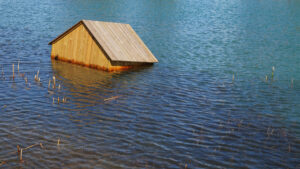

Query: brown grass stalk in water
[104,96,121,102]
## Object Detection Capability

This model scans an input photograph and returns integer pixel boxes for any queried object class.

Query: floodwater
[0,0,300,168]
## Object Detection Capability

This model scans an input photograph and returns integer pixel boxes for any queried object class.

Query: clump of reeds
[34,70,40,82]
[52,96,67,104]
[16,143,44,163]
[62,97,67,103]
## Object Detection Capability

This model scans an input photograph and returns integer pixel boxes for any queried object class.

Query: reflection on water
[51,60,155,109]
[0,0,300,168]
[52,60,115,107]
[52,60,115,87]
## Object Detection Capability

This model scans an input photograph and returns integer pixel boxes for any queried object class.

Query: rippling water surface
[0,0,300,168]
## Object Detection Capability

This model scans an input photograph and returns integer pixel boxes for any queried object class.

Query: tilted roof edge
[49,20,129,45]
[49,20,83,45]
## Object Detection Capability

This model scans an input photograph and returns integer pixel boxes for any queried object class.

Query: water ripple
[0,0,300,168]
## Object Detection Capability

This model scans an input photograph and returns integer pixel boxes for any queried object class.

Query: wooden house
[49,20,158,71]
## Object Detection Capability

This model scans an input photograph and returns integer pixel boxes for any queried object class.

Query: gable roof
[49,20,158,63]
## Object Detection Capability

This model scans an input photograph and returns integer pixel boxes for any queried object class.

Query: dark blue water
[0,0,300,168]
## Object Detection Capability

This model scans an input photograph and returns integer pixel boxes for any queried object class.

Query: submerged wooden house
[49,20,158,71]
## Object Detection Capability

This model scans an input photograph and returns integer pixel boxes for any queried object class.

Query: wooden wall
[51,23,114,71]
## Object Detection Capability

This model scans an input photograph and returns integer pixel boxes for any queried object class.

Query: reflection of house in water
[52,59,115,88]
[51,59,153,109]
[51,60,119,108]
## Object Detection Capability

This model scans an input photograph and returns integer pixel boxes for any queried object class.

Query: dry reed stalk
[57,97,60,104]
[12,64,14,79]
[265,75,268,82]
[57,138,60,145]
[272,66,275,79]
[48,79,51,88]
[23,143,40,151]
[19,149,23,162]
[104,96,121,102]
[53,97,55,104]
[53,76,56,88]
[40,143,44,149]
[18,60,20,72]
[17,145,20,153]
[25,77,28,84]
[62,97,66,103]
